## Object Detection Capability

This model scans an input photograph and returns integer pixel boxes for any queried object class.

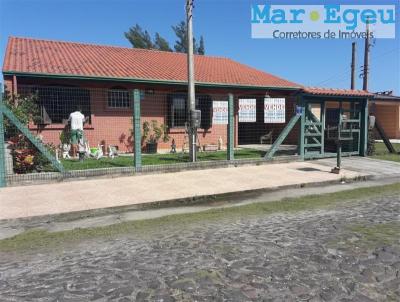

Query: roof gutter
[302,93,372,99]
[2,71,302,91]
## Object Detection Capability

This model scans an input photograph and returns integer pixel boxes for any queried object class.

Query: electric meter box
[368,115,376,130]
[191,109,201,128]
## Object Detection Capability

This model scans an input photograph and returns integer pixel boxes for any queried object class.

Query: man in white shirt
[68,106,86,158]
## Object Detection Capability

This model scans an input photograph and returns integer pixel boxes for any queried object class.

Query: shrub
[142,120,170,144]
[3,92,55,173]
[3,93,40,140]
[8,134,55,174]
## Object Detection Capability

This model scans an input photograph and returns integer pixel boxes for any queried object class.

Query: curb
[0,174,372,233]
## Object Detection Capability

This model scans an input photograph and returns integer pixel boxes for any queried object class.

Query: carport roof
[303,87,373,97]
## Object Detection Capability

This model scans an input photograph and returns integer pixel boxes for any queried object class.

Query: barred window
[18,85,91,124]
[171,97,186,128]
[108,87,130,108]
[167,94,213,129]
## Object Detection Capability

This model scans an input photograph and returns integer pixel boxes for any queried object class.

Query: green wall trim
[3,71,301,91]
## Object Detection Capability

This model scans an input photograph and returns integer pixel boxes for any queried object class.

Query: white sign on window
[239,99,257,122]
[264,98,285,123]
[212,101,228,125]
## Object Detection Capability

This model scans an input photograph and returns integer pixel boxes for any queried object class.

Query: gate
[301,99,365,159]
[304,102,325,159]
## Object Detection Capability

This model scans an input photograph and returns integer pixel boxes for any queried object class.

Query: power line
[315,67,352,86]
[313,46,399,87]
[370,47,399,62]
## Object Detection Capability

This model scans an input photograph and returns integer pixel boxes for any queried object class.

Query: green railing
[265,114,301,160]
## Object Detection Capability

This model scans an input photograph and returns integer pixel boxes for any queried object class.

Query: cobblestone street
[1,193,399,301]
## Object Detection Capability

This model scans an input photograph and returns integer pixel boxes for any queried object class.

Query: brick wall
[5,76,301,153]
[26,90,229,153]
[373,103,400,139]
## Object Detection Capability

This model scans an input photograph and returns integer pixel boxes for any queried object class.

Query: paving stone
[1,194,399,301]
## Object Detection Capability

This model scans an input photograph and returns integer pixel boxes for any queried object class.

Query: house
[2,37,372,157]
[371,92,400,139]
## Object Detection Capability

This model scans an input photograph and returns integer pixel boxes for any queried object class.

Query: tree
[172,21,205,55]
[198,36,205,55]
[142,30,154,49]
[154,33,172,51]
[124,24,154,49]
[172,21,187,53]
[125,21,205,54]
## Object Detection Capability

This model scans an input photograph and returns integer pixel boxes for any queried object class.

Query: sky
[0,0,399,94]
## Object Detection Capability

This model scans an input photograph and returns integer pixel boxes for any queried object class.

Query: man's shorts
[70,130,83,145]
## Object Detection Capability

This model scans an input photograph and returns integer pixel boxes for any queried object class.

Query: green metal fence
[1,83,369,187]
[2,86,301,187]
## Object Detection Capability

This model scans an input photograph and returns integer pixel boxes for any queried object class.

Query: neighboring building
[2,37,371,156]
[371,92,400,139]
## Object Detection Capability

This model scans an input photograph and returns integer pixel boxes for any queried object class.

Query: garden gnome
[218,136,223,150]
[77,135,86,162]
[170,139,176,153]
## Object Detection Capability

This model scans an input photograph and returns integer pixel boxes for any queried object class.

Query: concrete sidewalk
[0,161,367,221]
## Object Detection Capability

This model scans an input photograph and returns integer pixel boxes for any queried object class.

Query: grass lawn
[371,142,400,163]
[58,142,400,171]
[61,148,264,171]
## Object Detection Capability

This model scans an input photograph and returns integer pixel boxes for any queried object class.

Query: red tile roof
[303,87,373,97]
[3,37,300,89]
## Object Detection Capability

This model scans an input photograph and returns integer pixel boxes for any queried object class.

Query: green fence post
[337,101,343,169]
[0,84,6,187]
[227,93,234,161]
[320,101,326,155]
[299,96,306,159]
[360,98,369,156]
[133,89,142,171]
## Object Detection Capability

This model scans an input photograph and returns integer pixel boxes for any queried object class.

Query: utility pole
[363,20,370,91]
[186,0,196,162]
[351,42,356,90]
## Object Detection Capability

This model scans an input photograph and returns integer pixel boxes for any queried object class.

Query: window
[196,95,212,129]
[108,87,130,108]
[167,94,213,129]
[171,97,187,128]
[19,85,91,124]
